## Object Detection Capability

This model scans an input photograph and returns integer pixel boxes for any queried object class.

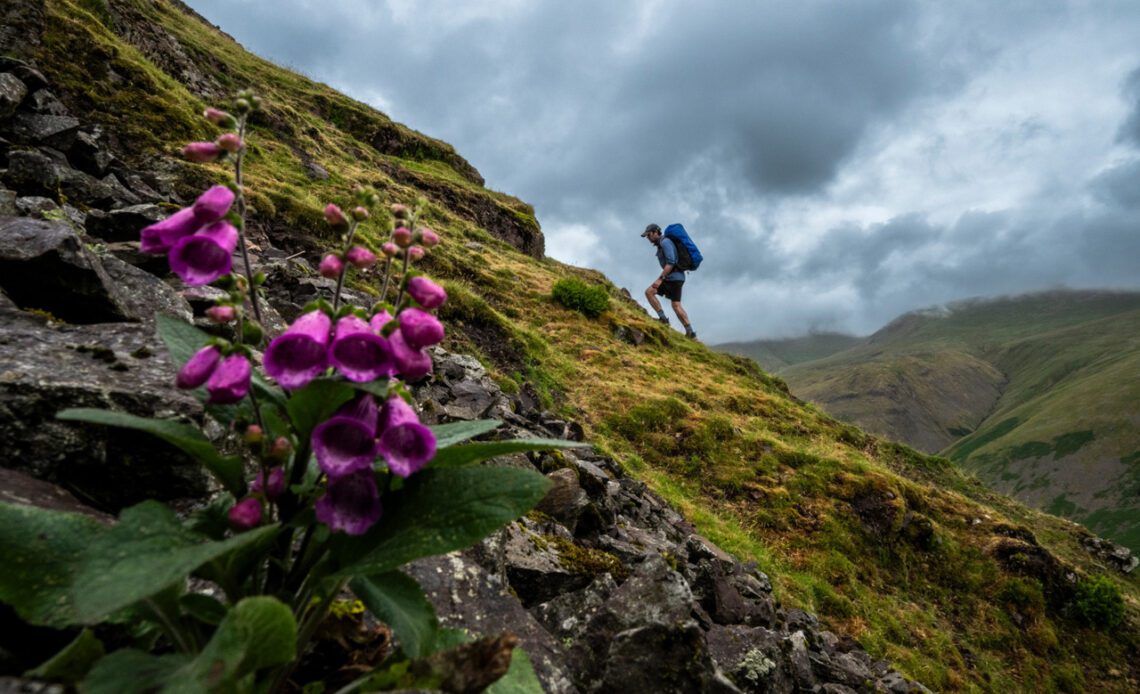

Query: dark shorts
[656,280,684,302]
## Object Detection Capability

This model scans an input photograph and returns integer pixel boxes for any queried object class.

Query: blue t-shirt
[656,238,686,282]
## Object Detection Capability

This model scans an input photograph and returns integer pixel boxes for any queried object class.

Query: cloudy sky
[188,0,1140,343]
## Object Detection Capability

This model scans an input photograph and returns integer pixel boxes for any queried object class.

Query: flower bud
[346,246,377,269]
[390,203,409,219]
[418,228,440,247]
[252,466,286,501]
[324,203,349,230]
[206,305,237,324]
[319,254,344,279]
[242,320,264,345]
[381,242,399,257]
[408,246,425,261]
[177,345,221,389]
[269,437,292,461]
[203,107,236,127]
[182,142,223,163]
[216,133,244,153]
[228,497,262,530]
[234,98,251,113]
[351,206,370,221]
[407,276,447,309]
[393,227,413,248]
[244,424,264,445]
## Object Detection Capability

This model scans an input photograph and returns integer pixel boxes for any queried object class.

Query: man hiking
[642,223,697,339]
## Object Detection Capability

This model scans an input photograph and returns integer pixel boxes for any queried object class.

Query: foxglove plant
[0,92,578,693]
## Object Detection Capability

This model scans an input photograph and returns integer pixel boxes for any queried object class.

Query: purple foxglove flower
[390,203,409,218]
[392,227,413,248]
[229,497,262,529]
[176,345,221,389]
[263,310,331,389]
[377,395,436,478]
[312,395,380,477]
[351,206,370,221]
[389,329,433,381]
[381,242,399,257]
[346,246,376,269]
[192,185,236,225]
[169,221,238,286]
[419,228,440,247]
[398,308,444,350]
[329,315,395,382]
[407,246,425,261]
[206,354,251,404]
[369,310,395,333]
[318,254,343,279]
[315,469,382,536]
[182,142,223,163]
[407,276,447,310]
[251,466,286,501]
[140,207,200,254]
[206,305,237,324]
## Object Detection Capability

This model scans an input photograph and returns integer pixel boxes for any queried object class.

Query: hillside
[2,1,1140,691]
[716,332,863,372]
[773,291,1140,552]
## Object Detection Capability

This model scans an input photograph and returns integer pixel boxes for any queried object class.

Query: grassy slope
[777,292,1140,551]
[29,2,1140,691]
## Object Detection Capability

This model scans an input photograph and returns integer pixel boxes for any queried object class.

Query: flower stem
[233,116,263,327]
[332,219,361,311]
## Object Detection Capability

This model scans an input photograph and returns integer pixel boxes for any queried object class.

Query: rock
[27,88,67,116]
[0,189,15,216]
[1081,534,1140,574]
[305,161,330,180]
[441,379,498,420]
[0,216,132,323]
[101,173,143,207]
[4,148,60,194]
[535,468,590,531]
[9,113,80,150]
[600,622,735,693]
[707,625,793,694]
[612,324,647,346]
[502,522,595,606]
[0,72,28,119]
[530,573,618,640]
[0,59,48,92]
[14,196,57,217]
[0,311,212,511]
[405,547,578,694]
[782,631,816,690]
[69,129,115,176]
[99,254,193,323]
[84,204,165,242]
[0,467,113,522]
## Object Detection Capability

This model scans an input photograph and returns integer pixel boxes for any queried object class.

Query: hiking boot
[657,316,670,326]
[686,330,698,340]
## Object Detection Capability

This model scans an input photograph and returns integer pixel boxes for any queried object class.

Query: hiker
[642,223,697,339]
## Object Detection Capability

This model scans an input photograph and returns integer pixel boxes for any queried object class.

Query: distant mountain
[715,331,862,372]
[764,289,1140,550]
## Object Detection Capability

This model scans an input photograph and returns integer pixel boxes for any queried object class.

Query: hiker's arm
[655,263,675,284]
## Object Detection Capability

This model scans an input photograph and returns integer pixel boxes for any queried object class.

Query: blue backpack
[663,223,703,271]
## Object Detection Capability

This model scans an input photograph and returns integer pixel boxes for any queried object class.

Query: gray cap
[641,223,661,237]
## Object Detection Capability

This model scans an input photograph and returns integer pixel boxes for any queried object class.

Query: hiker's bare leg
[645,286,664,313]
[671,300,690,326]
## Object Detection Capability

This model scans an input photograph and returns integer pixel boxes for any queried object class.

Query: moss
[546,536,629,580]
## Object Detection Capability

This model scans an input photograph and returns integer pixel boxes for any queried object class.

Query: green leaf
[487,648,544,694]
[429,419,501,449]
[156,314,211,367]
[80,598,296,694]
[351,380,393,399]
[26,629,105,684]
[179,593,228,626]
[192,596,297,678]
[56,408,244,496]
[331,467,552,578]
[351,571,439,658]
[81,649,192,694]
[430,438,586,469]
[286,379,355,442]
[0,501,106,627]
[73,502,279,624]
